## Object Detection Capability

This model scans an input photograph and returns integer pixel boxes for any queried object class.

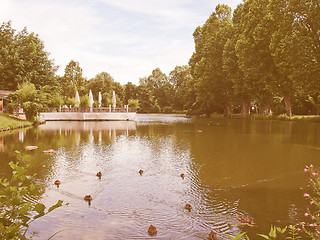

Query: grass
[0,113,33,131]
[210,113,320,122]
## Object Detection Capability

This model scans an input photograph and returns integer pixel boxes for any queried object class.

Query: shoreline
[0,113,33,132]
[210,113,320,122]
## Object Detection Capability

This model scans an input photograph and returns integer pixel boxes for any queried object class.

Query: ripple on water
[27,127,246,239]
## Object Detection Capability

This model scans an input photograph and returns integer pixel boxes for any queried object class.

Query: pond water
[1,114,320,239]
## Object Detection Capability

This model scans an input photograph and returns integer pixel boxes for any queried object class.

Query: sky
[1,0,242,85]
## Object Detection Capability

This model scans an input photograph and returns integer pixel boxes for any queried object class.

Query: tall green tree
[189,4,234,115]
[222,4,251,114]
[0,21,58,91]
[169,65,196,111]
[269,0,320,115]
[124,82,138,104]
[85,72,124,107]
[235,0,278,115]
[60,60,86,98]
[139,68,173,109]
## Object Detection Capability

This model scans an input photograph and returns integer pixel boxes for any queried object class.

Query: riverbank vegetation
[1,0,319,119]
[0,113,32,131]
[0,157,66,239]
[229,164,320,239]
[211,113,320,122]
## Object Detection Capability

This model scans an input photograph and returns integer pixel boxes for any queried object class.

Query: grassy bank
[210,113,320,122]
[0,113,33,131]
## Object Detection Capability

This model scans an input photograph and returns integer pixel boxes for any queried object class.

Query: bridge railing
[44,107,137,113]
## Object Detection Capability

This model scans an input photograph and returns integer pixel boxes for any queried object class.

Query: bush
[152,101,161,113]
[50,94,64,107]
[7,82,46,122]
[128,99,139,108]
[80,95,89,108]
[65,97,75,107]
[163,106,173,113]
[23,101,42,122]
[0,156,67,239]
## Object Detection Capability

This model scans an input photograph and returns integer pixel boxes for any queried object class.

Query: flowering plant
[301,164,320,238]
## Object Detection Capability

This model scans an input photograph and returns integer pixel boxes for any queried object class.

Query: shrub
[0,154,67,239]
[128,99,139,109]
[80,95,89,108]
[163,106,173,113]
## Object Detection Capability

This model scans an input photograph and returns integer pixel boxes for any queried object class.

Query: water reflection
[0,115,320,239]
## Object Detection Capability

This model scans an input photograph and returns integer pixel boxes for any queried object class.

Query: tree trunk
[259,101,272,115]
[223,104,232,116]
[284,95,292,117]
[241,98,250,115]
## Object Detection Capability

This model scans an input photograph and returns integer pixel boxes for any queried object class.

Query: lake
[1,114,319,239]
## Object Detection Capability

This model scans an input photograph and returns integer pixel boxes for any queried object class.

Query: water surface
[1,114,319,239]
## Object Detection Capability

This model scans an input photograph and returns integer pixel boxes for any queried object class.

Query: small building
[0,90,14,113]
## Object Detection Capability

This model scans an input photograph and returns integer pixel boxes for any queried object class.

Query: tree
[124,82,138,104]
[234,0,279,115]
[169,65,196,111]
[222,4,251,114]
[189,4,234,115]
[60,60,86,98]
[139,68,173,110]
[8,82,45,122]
[85,72,125,107]
[0,21,58,91]
[269,0,320,116]
[136,84,153,113]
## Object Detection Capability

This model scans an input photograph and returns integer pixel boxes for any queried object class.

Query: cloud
[99,0,201,28]
[1,0,242,84]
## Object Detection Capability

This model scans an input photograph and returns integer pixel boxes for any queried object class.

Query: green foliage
[301,164,320,239]
[139,68,173,110]
[163,106,173,113]
[63,60,86,97]
[226,163,320,240]
[80,95,89,108]
[22,101,42,122]
[0,160,66,239]
[128,99,139,109]
[124,82,138,104]
[190,4,234,115]
[226,232,249,240]
[152,101,161,113]
[188,0,320,116]
[65,97,75,107]
[8,82,46,122]
[0,21,57,91]
[257,226,289,240]
[169,65,196,111]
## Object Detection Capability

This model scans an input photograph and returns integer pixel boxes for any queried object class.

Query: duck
[180,173,185,179]
[237,215,254,224]
[185,203,192,211]
[148,225,157,235]
[84,195,93,201]
[43,149,55,154]
[208,230,218,240]
[54,180,61,187]
[96,171,102,178]
[139,170,144,175]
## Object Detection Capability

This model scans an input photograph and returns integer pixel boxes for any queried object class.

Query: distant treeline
[1,0,319,116]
